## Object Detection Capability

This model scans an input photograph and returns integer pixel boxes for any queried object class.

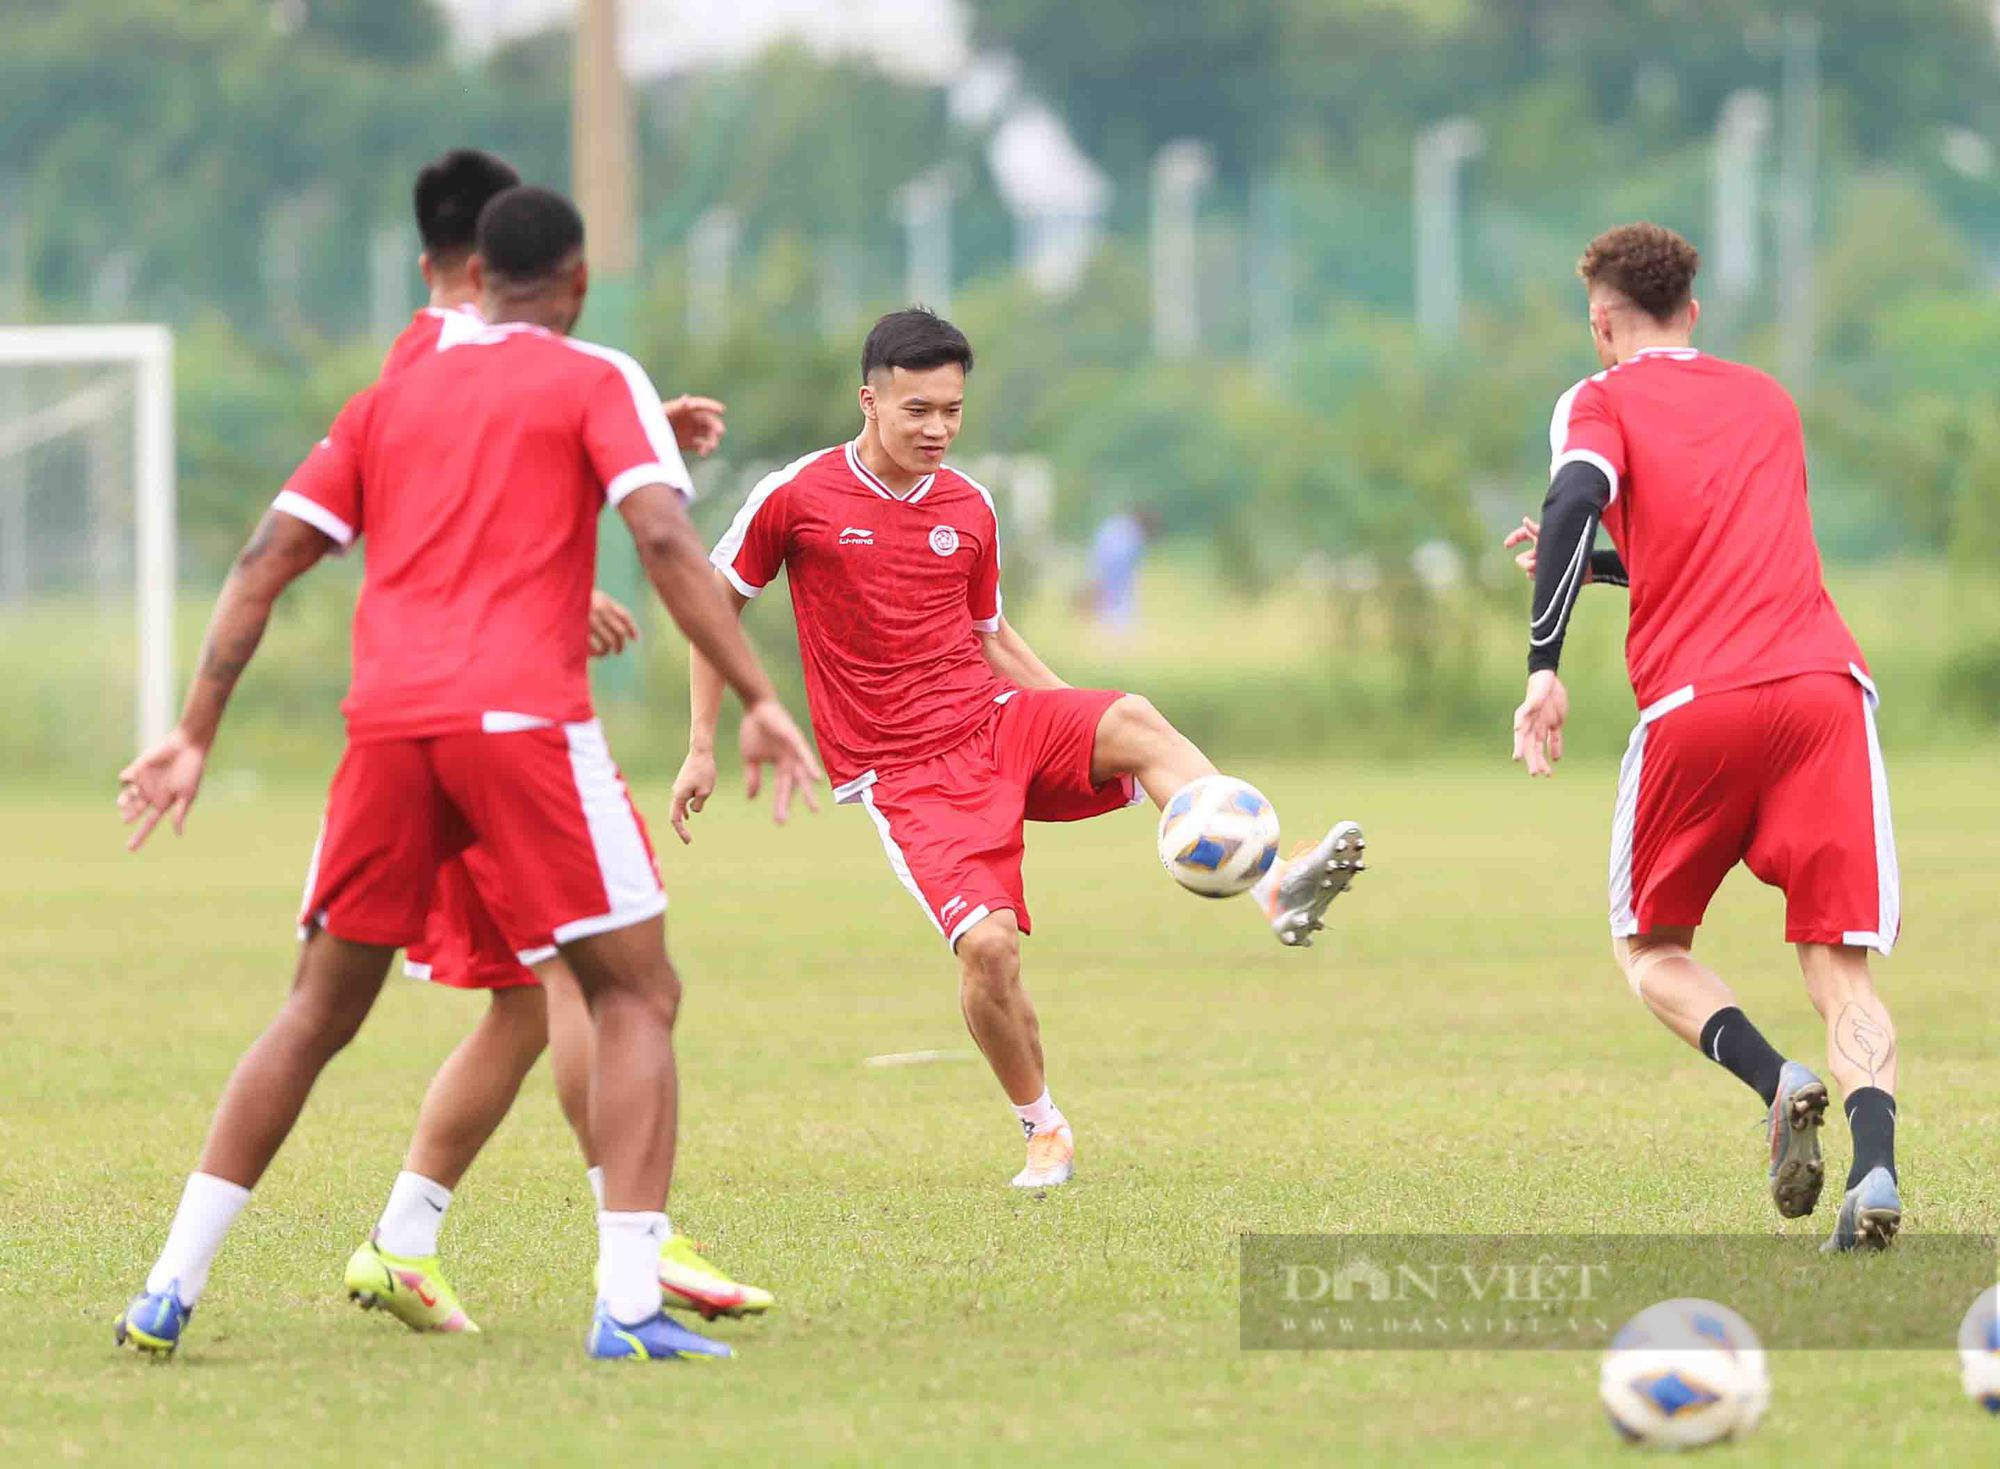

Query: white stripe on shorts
[551,719,667,946]
[1843,667,1900,955]
[858,786,947,940]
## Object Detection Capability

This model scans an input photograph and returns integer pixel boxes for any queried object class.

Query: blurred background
[4,0,1998,783]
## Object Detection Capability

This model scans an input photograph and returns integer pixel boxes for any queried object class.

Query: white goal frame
[0,325,175,745]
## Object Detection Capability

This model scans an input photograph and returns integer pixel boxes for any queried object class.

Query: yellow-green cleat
[660,1236,773,1320]
[343,1236,478,1333]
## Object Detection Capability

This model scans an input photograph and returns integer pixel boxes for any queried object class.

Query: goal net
[0,326,174,776]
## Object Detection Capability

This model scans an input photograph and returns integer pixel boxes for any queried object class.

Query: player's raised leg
[1799,943,1902,1252]
[1615,928,1827,1219]
[118,932,397,1355]
[1086,692,1366,947]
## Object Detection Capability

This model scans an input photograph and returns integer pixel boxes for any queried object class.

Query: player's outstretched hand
[117,727,209,851]
[739,698,824,827]
[664,395,727,458]
[1504,516,1541,578]
[1511,670,1569,778]
[669,746,718,845]
[588,589,641,657]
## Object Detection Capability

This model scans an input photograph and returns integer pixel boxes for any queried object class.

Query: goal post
[0,324,175,747]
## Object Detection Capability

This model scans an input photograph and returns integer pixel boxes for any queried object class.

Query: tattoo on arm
[1833,1002,1895,1086]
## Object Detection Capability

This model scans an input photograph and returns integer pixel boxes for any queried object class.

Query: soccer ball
[1157,775,1280,898]
[1958,1284,2000,1414]
[1599,1298,1771,1450]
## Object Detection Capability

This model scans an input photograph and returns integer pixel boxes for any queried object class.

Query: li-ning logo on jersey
[929,525,960,557]
[838,527,875,547]
[940,895,969,923]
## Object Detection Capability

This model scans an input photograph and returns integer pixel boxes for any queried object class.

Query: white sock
[598,1211,668,1324]
[1013,1088,1066,1137]
[374,1171,452,1258]
[145,1172,252,1306]
[586,1165,605,1210]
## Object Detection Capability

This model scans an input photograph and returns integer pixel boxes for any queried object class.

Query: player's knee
[490,985,551,1055]
[955,919,1019,989]
[1103,694,1170,750]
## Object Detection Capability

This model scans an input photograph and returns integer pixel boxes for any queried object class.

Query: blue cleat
[586,1303,734,1362]
[1822,1165,1902,1253]
[1766,1061,1829,1219]
[114,1283,192,1358]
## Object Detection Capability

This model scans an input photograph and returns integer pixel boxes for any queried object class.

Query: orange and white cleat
[1010,1122,1075,1190]
[1253,820,1367,948]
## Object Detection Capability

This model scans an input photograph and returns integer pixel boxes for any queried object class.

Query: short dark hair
[413,149,520,257]
[1577,222,1700,322]
[475,186,585,285]
[861,308,973,381]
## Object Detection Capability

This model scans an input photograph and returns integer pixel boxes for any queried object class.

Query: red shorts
[403,853,541,991]
[300,718,664,966]
[847,688,1140,948]
[1609,669,1899,953]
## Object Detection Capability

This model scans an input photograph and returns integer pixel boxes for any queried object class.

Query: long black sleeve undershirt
[1527,459,1615,673]
[1589,548,1629,587]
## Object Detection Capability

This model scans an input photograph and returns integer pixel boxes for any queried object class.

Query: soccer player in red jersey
[331,149,768,1332]
[1509,223,1904,1252]
[113,186,821,1360]
[671,309,1369,1190]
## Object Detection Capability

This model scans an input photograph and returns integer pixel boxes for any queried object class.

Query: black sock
[1696,1007,1787,1106]
[1845,1087,1898,1189]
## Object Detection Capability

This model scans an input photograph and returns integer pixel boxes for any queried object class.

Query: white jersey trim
[272,489,355,549]
[1608,719,1647,939]
[708,447,834,596]
[604,461,687,508]
[1547,374,1621,504]
[558,337,696,501]
[846,438,935,503]
[1552,448,1621,505]
[956,465,1005,632]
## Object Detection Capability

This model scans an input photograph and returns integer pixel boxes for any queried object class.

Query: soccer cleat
[659,1235,773,1320]
[343,1236,478,1333]
[1766,1060,1829,1219]
[1821,1166,1902,1254]
[1256,820,1367,948]
[586,1303,734,1361]
[1010,1121,1075,1190]
[114,1283,192,1358]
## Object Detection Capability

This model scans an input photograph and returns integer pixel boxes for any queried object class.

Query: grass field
[3,754,1997,1466]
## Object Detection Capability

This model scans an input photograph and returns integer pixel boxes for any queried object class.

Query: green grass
[2,755,1997,1466]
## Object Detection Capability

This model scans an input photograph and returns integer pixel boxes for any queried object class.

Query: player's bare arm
[620,489,821,834]
[671,571,816,841]
[588,588,640,656]
[977,617,1069,690]
[119,509,333,849]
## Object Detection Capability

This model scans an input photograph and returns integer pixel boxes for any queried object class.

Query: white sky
[438,0,971,84]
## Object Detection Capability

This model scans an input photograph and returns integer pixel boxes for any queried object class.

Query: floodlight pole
[1150,140,1213,359]
[1710,89,1772,330]
[1776,13,1819,392]
[1414,118,1483,344]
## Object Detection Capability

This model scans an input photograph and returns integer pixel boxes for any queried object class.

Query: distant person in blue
[1090,508,1158,634]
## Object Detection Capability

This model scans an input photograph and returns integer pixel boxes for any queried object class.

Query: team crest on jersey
[929,525,960,557]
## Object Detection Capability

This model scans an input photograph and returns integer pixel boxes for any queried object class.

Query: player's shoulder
[739,445,846,513]
[935,463,1000,521]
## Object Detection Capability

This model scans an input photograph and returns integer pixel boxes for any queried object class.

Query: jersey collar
[846,438,935,504]
[1627,346,1700,362]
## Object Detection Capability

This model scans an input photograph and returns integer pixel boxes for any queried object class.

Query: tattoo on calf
[1834,1002,1894,1086]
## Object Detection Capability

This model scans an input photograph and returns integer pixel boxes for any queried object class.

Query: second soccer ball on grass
[1157,775,1282,898]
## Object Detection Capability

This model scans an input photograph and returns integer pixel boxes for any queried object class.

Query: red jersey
[273,321,692,741]
[1549,348,1864,709]
[378,305,484,377]
[711,440,1009,791]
